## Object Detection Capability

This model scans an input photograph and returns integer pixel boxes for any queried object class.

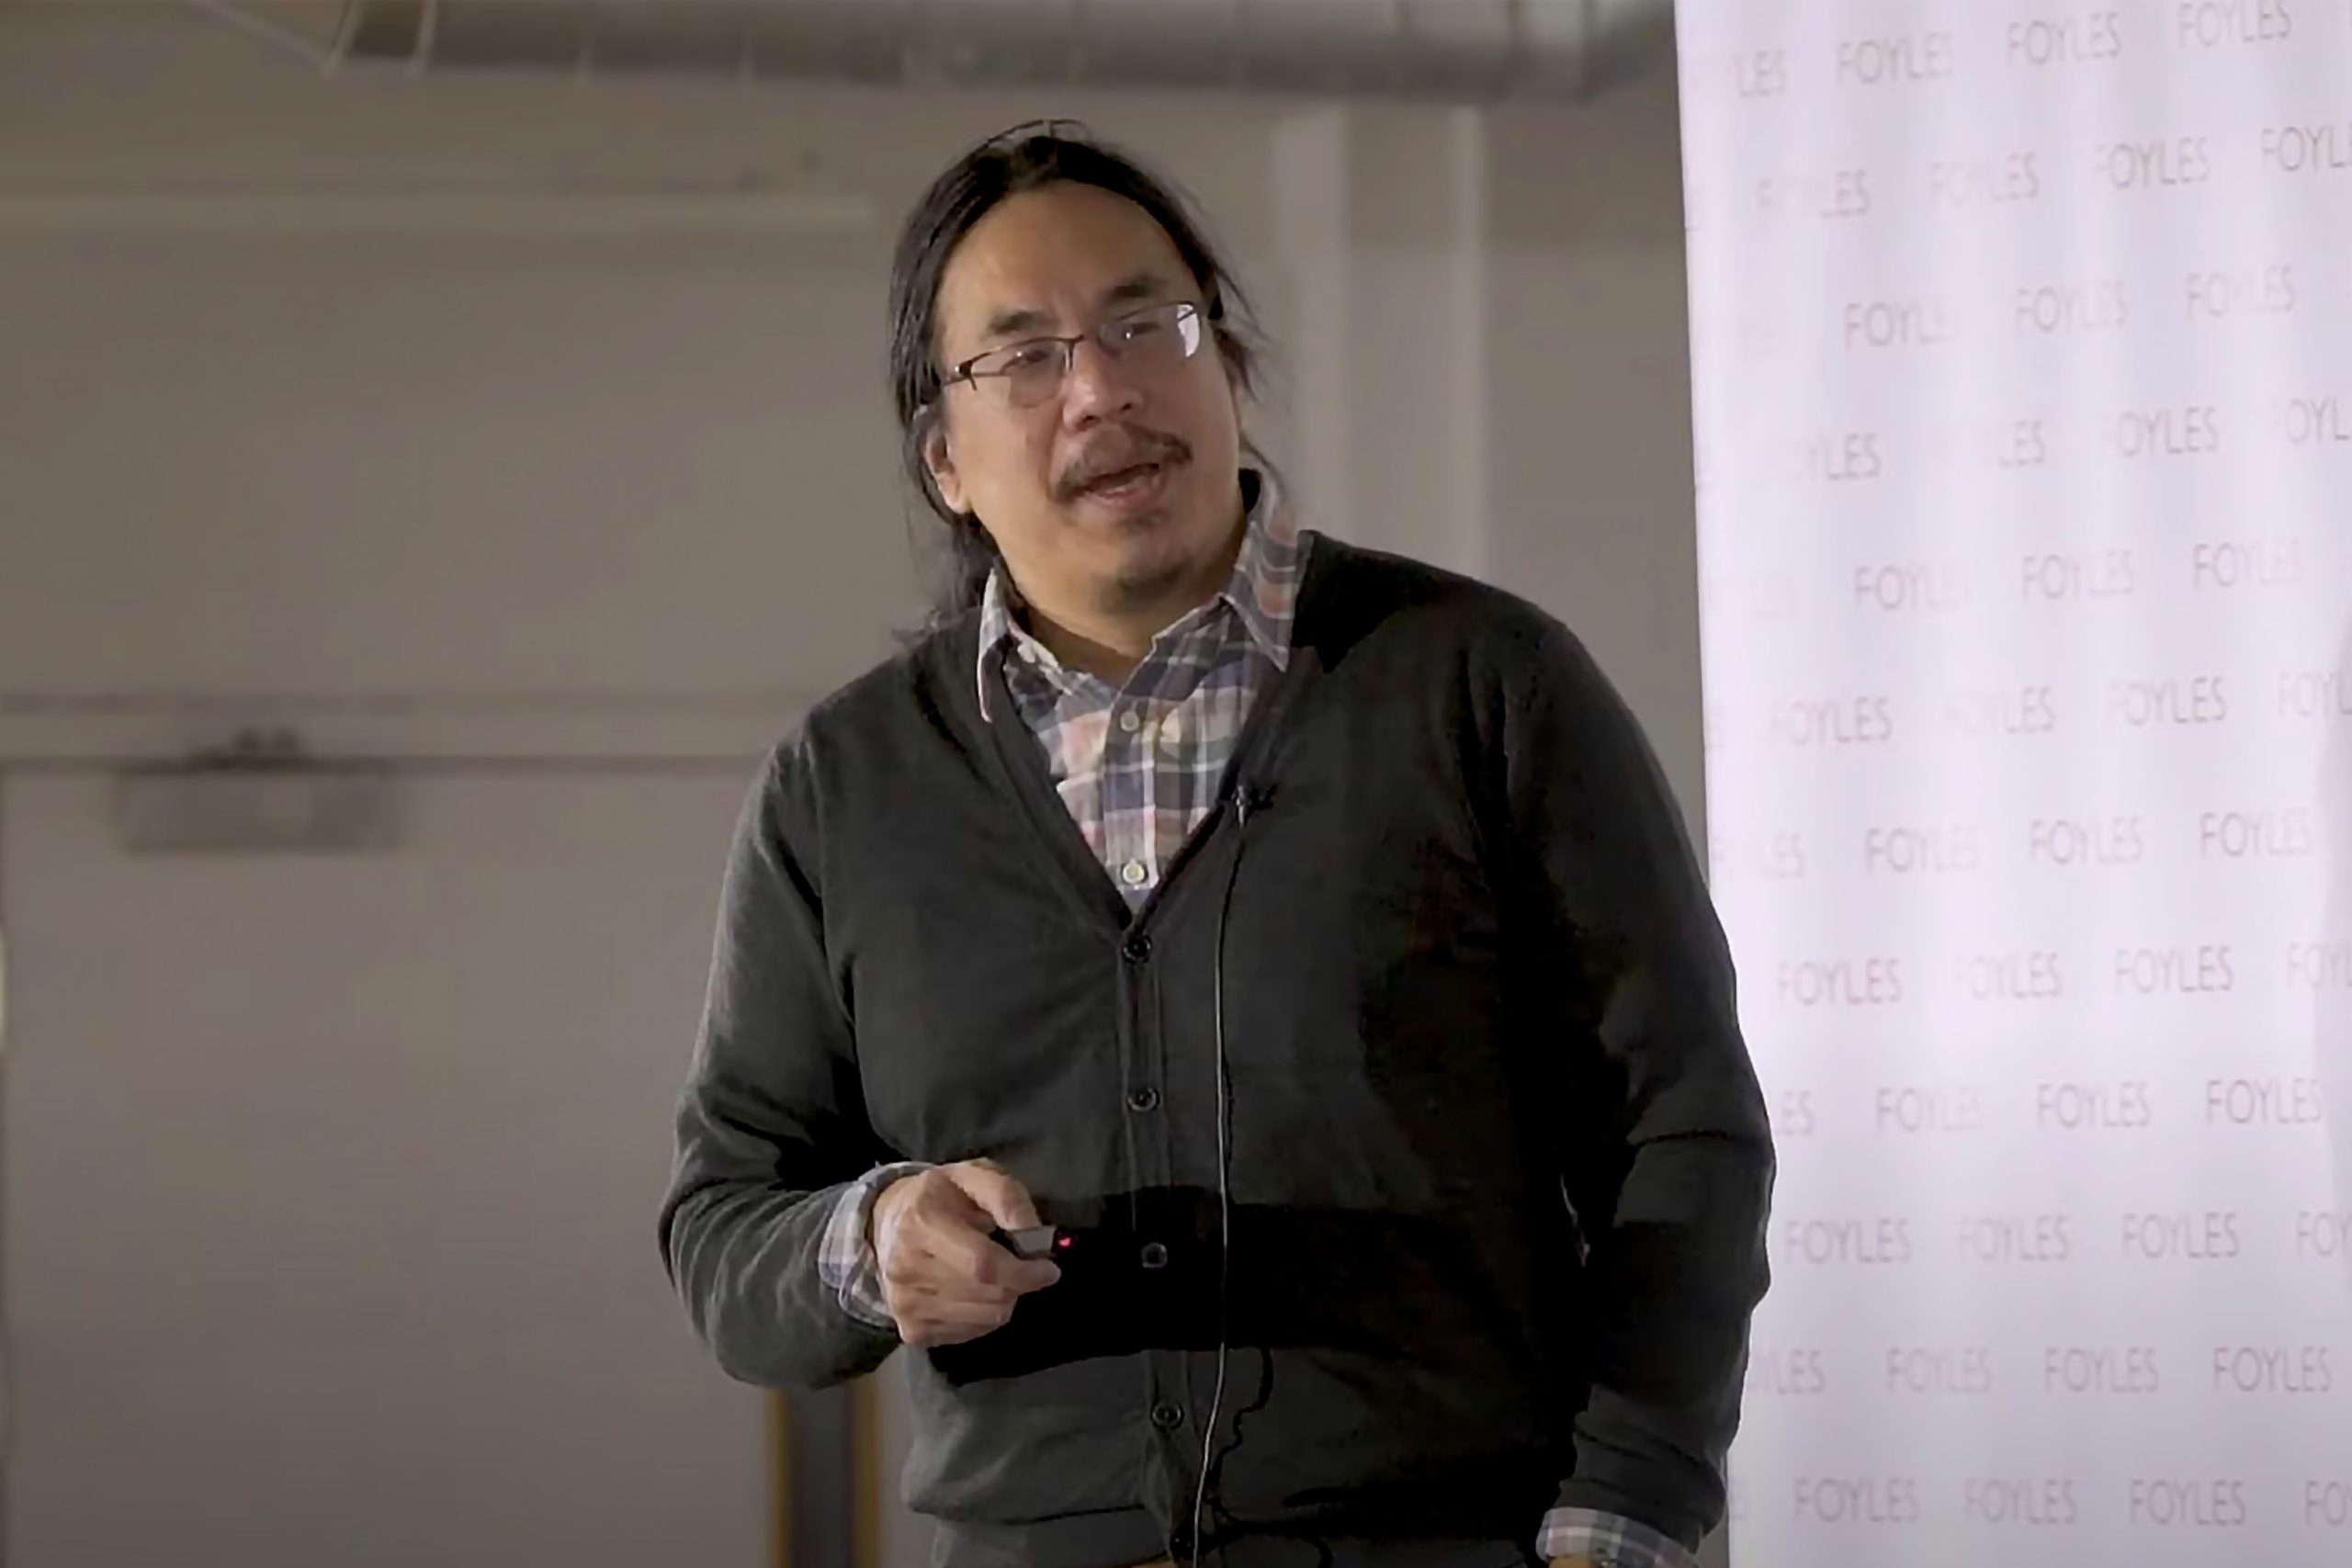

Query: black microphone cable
[1189,781,1264,1568]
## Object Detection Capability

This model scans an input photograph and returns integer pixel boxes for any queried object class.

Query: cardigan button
[1125,1086,1160,1114]
[1150,1401,1184,1431]
[1121,933,1152,963]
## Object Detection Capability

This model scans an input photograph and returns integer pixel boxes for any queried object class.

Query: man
[662,123,1772,1568]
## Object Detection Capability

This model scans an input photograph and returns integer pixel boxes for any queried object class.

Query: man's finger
[912,1219,1063,1296]
[890,1279,1010,1321]
[946,1160,1044,1232]
[922,1212,1030,1285]
[893,1285,1023,1344]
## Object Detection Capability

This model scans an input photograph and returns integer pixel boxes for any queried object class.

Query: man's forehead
[938,187,1187,339]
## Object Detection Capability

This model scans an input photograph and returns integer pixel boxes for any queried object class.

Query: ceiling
[196,0,1677,103]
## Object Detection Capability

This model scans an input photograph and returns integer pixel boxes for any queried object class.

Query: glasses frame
[942,299,1208,411]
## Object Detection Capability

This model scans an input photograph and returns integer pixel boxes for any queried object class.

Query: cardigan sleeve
[659,738,906,1389]
[1498,618,1775,1553]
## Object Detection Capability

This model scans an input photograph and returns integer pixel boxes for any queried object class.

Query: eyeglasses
[944,300,1207,412]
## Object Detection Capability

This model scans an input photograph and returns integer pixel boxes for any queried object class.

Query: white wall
[0,6,1708,1565]
[1487,78,1705,828]
[0,6,1289,745]
[3,768,773,1568]
[0,8,1698,797]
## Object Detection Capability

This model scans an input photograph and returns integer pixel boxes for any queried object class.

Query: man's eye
[1002,344,1060,371]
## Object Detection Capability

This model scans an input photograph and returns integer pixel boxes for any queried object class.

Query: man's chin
[1102,549,1196,612]
[1058,485,1234,613]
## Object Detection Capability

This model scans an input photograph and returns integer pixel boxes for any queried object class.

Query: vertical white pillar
[1272,103,1491,580]
[1269,105,1354,538]
[1442,103,1491,581]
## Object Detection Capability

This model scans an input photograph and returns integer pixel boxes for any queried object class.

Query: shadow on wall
[2322,615,2352,1296]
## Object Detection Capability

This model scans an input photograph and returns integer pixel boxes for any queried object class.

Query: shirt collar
[975,468,1301,719]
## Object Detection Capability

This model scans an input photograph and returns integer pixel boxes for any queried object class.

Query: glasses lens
[1103,303,1202,372]
[975,342,1068,410]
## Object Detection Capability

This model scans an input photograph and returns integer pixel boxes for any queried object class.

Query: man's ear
[923,423,968,516]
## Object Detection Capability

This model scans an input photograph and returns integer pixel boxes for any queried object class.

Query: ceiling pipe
[311,0,1673,104]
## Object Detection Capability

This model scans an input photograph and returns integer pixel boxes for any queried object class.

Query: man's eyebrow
[977,274,1172,344]
[1100,273,1170,308]
[978,304,1052,343]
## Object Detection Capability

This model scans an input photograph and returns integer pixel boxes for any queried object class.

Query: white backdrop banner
[1675,4,2352,1564]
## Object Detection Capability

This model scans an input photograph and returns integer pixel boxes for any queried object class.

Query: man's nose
[1059,334,1144,424]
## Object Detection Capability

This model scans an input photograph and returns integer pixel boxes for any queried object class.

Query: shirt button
[1120,859,1149,887]
[1118,709,1143,734]
[1150,1401,1184,1431]
[1125,1085,1160,1113]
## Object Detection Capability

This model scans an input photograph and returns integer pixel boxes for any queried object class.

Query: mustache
[1053,430,1192,503]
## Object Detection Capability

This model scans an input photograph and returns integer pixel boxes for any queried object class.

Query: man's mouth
[1080,460,1165,496]
[1060,434,1190,503]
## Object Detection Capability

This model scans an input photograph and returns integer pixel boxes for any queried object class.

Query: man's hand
[871,1158,1061,1347]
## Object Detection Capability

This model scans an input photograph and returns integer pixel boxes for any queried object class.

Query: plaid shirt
[973,470,1304,905]
[813,473,1693,1568]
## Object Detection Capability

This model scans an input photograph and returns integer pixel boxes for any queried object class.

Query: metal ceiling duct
[324,1,1674,103]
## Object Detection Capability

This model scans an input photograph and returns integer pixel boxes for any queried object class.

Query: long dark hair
[887,119,1267,621]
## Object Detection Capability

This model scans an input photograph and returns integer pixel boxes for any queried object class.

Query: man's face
[926,181,1245,621]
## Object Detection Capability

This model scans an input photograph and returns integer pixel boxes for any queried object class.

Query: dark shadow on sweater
[929,1191,1536,1387]
[922,1184,1734,1404]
